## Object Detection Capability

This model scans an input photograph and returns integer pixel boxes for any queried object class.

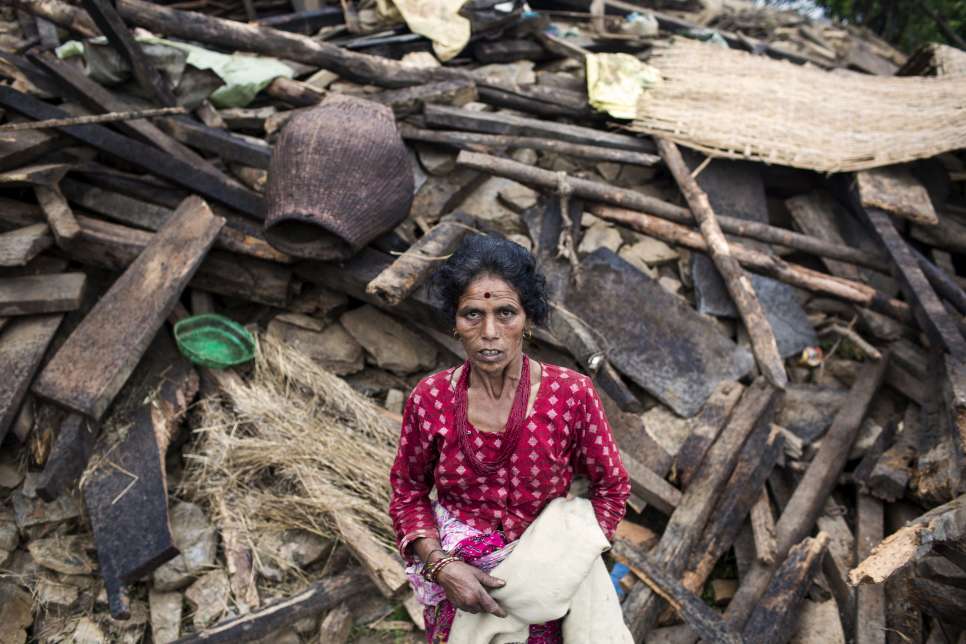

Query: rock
[72,617,107,644]
[318,603,353,644]
[507,233,533,251]
[152,502,217,592]
[385,389,405,415]
[255,529,329,581]
[658,276,683,296]
[400,51,439,68]
[12,488,81,529]
[618,244,658,279]
[497,182,539,213]
[266,318,364,376]
[36,575,80,606]
[778,385,849,443]
[641,404,691,457]
[711,578,737,606]
[0,507,18,551]
[0,452,24,489]
[511,148,537,165]
[616,164,659,188]
[305,69,338,89]
[149,590,182,644]
[341,306,437,375]
[252,628,301,644]
[577,222,622,255]
[459,176,527,235]
[28,534,96,575]
[622,235,679,265]
[293,615,319,635]
[476,60,536,85]
[104,600,149,644]
[789,599,845,644]
[288,285,349,320]
[271,312,327,332]
[415,143,457,176]
[343,368,410,399]
[0,582,33,644]
[185,569,230,630]
[596,162,621,182]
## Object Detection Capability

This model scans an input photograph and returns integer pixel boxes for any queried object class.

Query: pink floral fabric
[388,361,630,558]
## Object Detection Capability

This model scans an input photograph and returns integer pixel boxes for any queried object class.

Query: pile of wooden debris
[0,0,964,643]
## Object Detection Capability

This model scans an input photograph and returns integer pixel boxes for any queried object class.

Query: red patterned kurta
[389,361,631,558]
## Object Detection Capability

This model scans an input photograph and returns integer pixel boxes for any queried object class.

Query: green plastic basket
[174,314,255,369]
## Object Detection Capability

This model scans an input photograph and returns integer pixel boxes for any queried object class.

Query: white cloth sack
[449,497,633,644]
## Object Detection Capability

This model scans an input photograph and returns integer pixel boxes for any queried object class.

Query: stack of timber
[0,0,964,643]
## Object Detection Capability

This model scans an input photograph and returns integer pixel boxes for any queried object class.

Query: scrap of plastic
[392,0,471,62]
[586,52,662,120]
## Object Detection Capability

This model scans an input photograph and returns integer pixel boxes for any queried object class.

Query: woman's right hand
[436,561,508,617]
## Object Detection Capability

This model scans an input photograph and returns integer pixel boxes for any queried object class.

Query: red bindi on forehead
[484,292,491,298]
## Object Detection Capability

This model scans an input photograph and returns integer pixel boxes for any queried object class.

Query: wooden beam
[0,314,63,444]
[80,0,178,106]
[622,453,682,516]
[332,512,407,598]
[672,381,746,489]
[0,224,52,266]
[724,357,889,630]
[857,204,966,356]
[622,379,779,639]
[0,128,64,172]
[613,540,743,644]
[84,330,198,618]
[742,533,830,644]
[454,151,890,273]
[750,489,777,565]
[0,86,262,218]
[0,273,85,316]
[34,411,96,502]
[855,493,887,644]
[32,197,223,420]
[156,117,272,170]
[171,568,370,644]
[34,186,80,247]
[656,138,786,389]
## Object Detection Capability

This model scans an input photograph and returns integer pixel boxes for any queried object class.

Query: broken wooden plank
[333,512,407,598]
[566,249,754,417]
[943,353,966,460]
[0,273,85,316]
[0,86,262,217]
[725,356,889,630]
[34,411,95,502]
[366,211,476,306]
[0,128,64,172]
[32,197,223,420]
[613,540,743,644]
[856,493,887,644]
[750,489,777,566]
[80,0,178,106]
[400,125,660,166]
[622,453,682,516]
[456,150,890,273]
[742,533,831,644]
[622,379,779,639]
[0,224,52,266]
[857,166,939,226]
[0,314,63,444]
[0,162,69,187]
[658,138,786,388]
[884,502,925,644]
[171,568,370,644]
[157,117,272,170]
[34,186,79,247]
[673,381,746,489]
[856,204,966,356]
[85,329,198,618]
[867,405,920,502]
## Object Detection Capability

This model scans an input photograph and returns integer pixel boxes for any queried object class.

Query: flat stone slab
[565,249,754,417]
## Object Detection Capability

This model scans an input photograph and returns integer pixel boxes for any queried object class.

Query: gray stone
[623,235,679,265]
[476,60,536,85]
[305,69,338,89]
[28,534,96,575]
[459,176,527,235]
[341,306,437,375]
[72,617,108,644]
[511,148,538,165]
[565,250,753,417]
[497,182,539,213]
[507,233,533,251]
[642,404,691,458]
[596,162,621,182]
[36,575,80,606]
[778,385,849,443]
[577,222,622,255]
[12,488,81,529]
[152,502,217,592]
[0,582,32,644]
[288,285,349,320]
[266,318,364,376]
[343,368,410,399]
[255,529,329,581]
[618,244,658,279]
[185,569,230,630]
[149,590,183,644]
[0,507,17,551]
[415,143,457,176]
[0,452,24,489]
[385,389,406,415]
[272,312,327,332]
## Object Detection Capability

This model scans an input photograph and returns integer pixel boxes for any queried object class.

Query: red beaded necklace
[454,354,531,476]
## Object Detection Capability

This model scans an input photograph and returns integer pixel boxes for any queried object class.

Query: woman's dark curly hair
[431,235,549,326]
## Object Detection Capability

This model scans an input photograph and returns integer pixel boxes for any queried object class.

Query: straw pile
[181,333,399,568]
[631,38,966,172]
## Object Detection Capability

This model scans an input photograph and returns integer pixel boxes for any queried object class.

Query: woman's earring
[525,325,533,340]
[452,328,460,339]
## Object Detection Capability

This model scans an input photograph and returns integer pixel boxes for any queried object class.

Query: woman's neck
[471,351,524,400]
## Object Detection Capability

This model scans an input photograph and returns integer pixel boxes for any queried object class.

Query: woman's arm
[572,378,632,539]
[388,393,441,558]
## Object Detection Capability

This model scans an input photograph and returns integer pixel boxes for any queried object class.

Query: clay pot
[263,97,413,260]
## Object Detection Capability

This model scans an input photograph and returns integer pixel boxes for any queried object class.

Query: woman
[389,235,631,643]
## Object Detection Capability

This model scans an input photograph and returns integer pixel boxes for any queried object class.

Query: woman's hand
[436,561,508,617]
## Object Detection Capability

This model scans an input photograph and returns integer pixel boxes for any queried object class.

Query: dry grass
[181,333,399,574]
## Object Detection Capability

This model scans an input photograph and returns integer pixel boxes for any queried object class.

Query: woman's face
[455,273,528,375]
